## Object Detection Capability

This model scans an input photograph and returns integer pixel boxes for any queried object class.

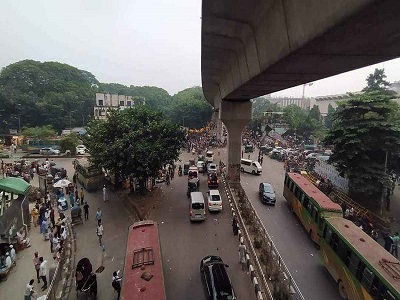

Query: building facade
[94,93,145,119]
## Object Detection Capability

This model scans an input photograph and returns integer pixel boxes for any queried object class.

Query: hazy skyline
[1,0,400,98]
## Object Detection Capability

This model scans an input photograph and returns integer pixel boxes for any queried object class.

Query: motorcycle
[178,167,182,176]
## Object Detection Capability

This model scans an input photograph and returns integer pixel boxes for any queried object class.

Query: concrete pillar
[221,101,252,187]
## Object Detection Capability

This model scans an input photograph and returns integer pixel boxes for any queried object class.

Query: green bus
[74,158,103,192]
[321,217,399,300]
[283,172,343,245]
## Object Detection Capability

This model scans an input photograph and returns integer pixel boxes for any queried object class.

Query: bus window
[284,174,288,186]
[303,196,309,209]
[294,186,301,199]
[361,267,374,292]
[312,206,319,223]
[335,240,350,265]
[348,252,360,275]
[323,224,332,241]
[299,192,305,204]
[307,201,313,213]
[289,181,295,192]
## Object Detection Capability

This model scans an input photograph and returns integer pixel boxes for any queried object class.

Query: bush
[60,133,81,155]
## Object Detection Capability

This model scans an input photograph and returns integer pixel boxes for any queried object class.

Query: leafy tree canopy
[324,104,336,129]
[0,60,97,133]
[60,133,81,155]
[363,68,390,93]
[21,125,57,140]
[84,106,185,191]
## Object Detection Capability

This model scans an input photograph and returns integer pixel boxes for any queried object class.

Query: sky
[1,0,400,98]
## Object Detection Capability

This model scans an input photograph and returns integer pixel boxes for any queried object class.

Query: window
[300,193,305,204]
[335,240,349,264]
[284,175,288,186]
[127,101,132,107]
[98,100,104,106]
[361,267,374,292]
[241,160,251,166]
[348,252,360,275]
[312,206,319,223]
[289,181,295,192]
[303,196,309,208]
[323,225,332,243]
[307,201,313,214]
[119,100,125,106]
[192,203,204,209]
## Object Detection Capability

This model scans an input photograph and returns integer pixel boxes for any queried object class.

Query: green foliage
[362,68,390,93]
[325,91,400,210]
[60,133,81,155]
[324,104,336,129]
[309,105,321,121]
[84,106,185,190]
[21,125,57,140]
[0,60,97,133]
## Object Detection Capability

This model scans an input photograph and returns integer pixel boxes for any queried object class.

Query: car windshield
[263,184,274,193]
[211,195,220,202]
[206,153,213,157]
[189,171,197,177]
[192,203,204,209]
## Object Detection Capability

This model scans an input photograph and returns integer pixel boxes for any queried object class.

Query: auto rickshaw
[187,178,199,197]
[183,162,190,175]
[244,144,254,153]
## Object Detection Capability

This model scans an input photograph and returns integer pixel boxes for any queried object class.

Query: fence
[222,174,305,300]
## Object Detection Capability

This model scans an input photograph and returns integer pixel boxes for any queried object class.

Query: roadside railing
[222,174,305,300]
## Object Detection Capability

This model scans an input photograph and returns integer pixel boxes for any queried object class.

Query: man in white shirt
[97,222,104,246]
[9,245,16,264]
[24,279,35,300]
[5,252,12,268]
[103,185,108,202]
[39,257,48,290]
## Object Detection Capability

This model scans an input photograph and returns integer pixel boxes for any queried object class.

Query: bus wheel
[241,168,244,172]
[338,281,348,299]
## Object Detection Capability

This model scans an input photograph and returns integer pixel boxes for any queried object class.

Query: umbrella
[53,179,71,188]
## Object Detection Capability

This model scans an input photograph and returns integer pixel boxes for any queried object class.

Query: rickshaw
[183,162,190,175]
[260,145,273,155]
[198,154,205,162]
[244,144,254,153]
[187,178,199,197]
[71,205,83,226]
[76,258,97,299]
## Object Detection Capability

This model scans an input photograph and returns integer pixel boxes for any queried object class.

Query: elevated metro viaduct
[201,0,400,185]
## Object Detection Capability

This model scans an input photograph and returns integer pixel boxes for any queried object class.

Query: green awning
[0,177,31,195]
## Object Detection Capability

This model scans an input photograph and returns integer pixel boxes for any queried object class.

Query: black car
[207,173,219,188]
[200,255,236,300]
[259,182,276,205]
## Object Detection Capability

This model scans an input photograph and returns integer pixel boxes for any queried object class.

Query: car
[207,163,218,174]
[207,173,219,188]
[207,190,222,211]
[306,152,318,159]
[259,182,276,205]
[76,145,87,155]
[200,255,236,300]
[197,161,205,173]
[40,147,60,155]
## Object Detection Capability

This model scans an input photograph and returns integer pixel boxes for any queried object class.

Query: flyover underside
[201,0,400,104]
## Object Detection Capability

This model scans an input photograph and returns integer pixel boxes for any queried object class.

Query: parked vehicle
[200,255,236,299]
[206,151,214,163]
[240,159,262,175]
[207,190,222,212]
[197,161,205,173]
[40,147,60,155]
[244,144,254,153]
[259,182,276,205]
[76,145,87,155]
[183,162,191,175]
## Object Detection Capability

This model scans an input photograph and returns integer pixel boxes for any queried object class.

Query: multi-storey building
[94,93,145,119]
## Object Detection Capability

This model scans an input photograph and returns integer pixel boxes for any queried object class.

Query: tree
[324,91,400,211]
[324,104,336,129]
[309,105,321,122]
[363,68,390,93]
[84,106,185,192]
[60,133,81,155]
[21,125,57,140]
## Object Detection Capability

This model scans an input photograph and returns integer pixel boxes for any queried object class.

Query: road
[20,156,256,300]
[236,149,340,300]
[151,151,257,300]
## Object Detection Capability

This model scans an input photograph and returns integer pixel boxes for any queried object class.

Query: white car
[207,190,222,212]
[207,163,218,174]
[76,145,87,155]
[40,147,60,155]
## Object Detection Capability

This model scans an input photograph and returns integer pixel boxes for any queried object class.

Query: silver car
[40,147,60,155]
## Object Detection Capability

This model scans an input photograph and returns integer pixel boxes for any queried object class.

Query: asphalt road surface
[151,151,257,300]
[238,149,340,300]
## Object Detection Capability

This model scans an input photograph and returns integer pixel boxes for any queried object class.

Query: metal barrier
[222,174,305,300]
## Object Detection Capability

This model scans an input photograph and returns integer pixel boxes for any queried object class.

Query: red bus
[121,220,166,300]
[284,172,343,245]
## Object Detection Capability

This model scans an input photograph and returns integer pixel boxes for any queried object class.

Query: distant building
[94,93,145,119]
[268,97,311,110]
[309,93,358,117]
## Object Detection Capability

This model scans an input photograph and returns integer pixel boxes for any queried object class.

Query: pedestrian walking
[83,202,89,221]
[97,222,104,246]
[9,245,16,265]
[391,232,399,257]
[232,216,239,235]
[95,208,102,224]
[80,187,84,203]
[39,256,48,290]
[24,279,35,300]
[103,185,108,202]
[112,270,122,300]
[384,231,393,252]
[238,243,247,271]
[260,156,264,165]
[33,252,41,283]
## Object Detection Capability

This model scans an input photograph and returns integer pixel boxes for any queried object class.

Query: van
[240,159,262,175]
[190,192,206,221]
[206,151,214,163]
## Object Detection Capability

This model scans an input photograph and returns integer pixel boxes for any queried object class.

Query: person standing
[24,279,35,300]
[103,185,108,202]
[97,222,104,246]
[112,270,122,300]
[391,232,399,258]
[83,202,89,221]
[238,243,246,271]
[95,208,102,224]
[80,187,84,203]
[39,256,48,290]
[9,245,16,265]
[232,216,239,235]
[33,252,41,283]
